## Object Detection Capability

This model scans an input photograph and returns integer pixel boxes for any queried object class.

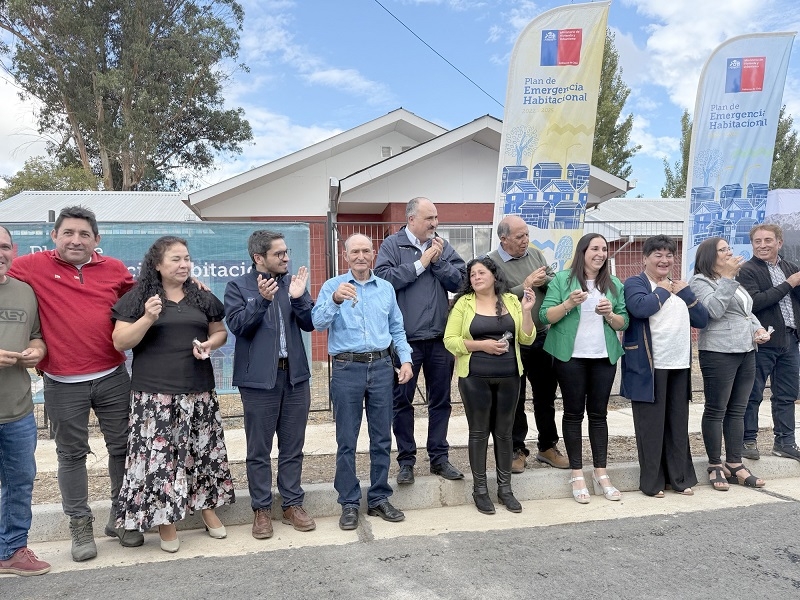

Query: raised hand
[289,266,309,298]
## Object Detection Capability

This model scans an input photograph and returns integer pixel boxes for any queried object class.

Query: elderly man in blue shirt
[313,233,413,531]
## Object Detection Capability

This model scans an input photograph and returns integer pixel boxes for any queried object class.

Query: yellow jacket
[444,292,535,378]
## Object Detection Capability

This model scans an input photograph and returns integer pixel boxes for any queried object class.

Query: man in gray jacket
[375,197,466,484]
[488,215,569,472]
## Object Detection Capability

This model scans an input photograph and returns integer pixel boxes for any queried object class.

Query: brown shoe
[282,505,316,532]
[252,508,274,539]
[511,449,526,474]
[535,446,570,469]
[0,547,51,577]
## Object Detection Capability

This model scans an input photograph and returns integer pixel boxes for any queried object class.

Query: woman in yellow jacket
[444,256,535,515]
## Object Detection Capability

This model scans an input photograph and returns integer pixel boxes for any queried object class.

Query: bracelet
[563,303,571,316]
[604,313,615,325]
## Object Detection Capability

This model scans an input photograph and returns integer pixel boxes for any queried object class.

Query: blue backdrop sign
[7,222,311,399]
[683,32,795,274]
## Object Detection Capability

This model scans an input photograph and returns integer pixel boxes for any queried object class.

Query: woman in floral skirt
[111,236,234,552]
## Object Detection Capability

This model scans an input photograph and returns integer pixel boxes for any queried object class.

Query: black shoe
[472,492,495,515]
[430,461,464,480]
[339,507,359,531]
[397,464,415,485]
[741,441,760,460]
[772,443,800,461]
[367,501,405,522]
[497,490,522,513]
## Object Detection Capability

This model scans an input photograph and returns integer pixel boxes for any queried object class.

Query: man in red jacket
[8,206,143,562]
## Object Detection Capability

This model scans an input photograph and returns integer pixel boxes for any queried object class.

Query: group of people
[621,226,800,500]
[2,201,799,577]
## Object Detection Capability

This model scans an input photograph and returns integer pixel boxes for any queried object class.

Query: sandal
[674,487,694,496]
[654,490,665,498]
[569,476,591,504]
[707,465,729,491]
[593,472,622,501]
[724,463,765,488]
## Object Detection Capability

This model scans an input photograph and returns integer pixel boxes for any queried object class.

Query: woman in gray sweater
[689,237,769,492]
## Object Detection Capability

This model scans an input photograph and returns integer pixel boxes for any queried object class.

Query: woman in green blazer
[445,256,535,515]
[539,233,628,504]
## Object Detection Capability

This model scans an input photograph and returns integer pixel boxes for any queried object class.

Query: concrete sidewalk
[30,401,800,544]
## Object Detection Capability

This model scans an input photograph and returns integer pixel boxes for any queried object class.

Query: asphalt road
[5,497,800,600]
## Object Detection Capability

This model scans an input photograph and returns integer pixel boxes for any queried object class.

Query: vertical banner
[493,1,609,270]
[683,32,795,274]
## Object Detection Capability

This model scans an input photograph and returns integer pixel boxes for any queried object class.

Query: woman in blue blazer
[621,235,707,498]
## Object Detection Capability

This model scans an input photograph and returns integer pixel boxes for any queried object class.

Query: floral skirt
[116,390,235,531]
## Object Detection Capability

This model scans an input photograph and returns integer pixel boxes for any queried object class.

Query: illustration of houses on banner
[748,183,768,221]
[500,161,589,231]
[689,179,769,246]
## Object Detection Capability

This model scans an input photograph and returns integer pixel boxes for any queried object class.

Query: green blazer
[538,270,628,364]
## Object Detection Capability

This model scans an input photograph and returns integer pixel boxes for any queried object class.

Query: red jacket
[9,250,135,376]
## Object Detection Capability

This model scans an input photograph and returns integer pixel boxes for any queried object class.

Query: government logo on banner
[681,33,794,275]
[540,29,582,66]
[725,57,766,93]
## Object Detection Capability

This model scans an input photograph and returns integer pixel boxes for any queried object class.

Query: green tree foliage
[771,105,800,189]
[592,29,640,181]
[1,156,100,200]
[661,109,692,198]
[0,0,252,191]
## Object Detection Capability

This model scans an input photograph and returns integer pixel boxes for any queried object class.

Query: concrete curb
[30,455,800,543]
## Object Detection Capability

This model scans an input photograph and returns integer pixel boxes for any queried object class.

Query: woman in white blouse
[689,237,769,492]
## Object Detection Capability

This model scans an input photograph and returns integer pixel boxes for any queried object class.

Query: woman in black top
[111,236,233,552]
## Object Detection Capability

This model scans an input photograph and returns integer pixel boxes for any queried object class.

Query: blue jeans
[43,365,130,517]
[0,412,37,560]
[240,375,311,510]
[330,356,394,508]
[744,342,799,446]
[393,338,454,467]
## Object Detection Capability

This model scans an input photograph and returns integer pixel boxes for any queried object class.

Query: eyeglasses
[269,249,290,259]
[717,246,732,253]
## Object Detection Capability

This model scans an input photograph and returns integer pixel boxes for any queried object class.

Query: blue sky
[2,0,800,199]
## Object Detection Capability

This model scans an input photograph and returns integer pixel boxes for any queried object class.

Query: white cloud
[0,78,48,178]
[630,115,679,160]
[239,1,394,105]
[622,0,800,110]
[189,107,342,191]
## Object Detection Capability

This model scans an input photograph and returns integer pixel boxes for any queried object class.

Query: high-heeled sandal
[707,465,729,491]
[569,476,591,504]
[724,464,765,488]
[593,472,622,501]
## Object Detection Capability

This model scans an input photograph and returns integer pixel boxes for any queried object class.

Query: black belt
[277,357,289,370]
[334,349,390,362]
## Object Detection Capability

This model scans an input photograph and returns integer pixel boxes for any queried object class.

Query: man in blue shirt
[224,230,317,539]
[313,233,413,531]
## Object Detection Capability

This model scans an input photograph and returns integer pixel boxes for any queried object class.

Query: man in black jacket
[374,197,466,484]
[737,224,800,461]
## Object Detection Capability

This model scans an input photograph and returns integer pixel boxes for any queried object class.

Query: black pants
[699,350,755,465]
[458,375,520,493]
[513,332,559,453]
[554,357,617,470]
[631,368,698,495]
